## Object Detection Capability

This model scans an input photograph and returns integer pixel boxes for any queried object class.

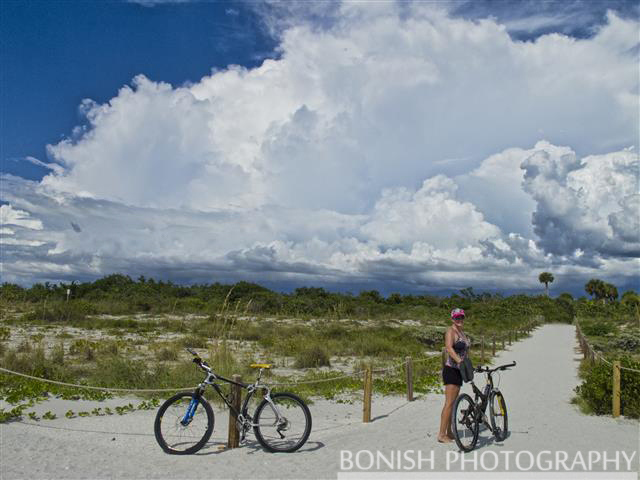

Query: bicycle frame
[184,368,284,430]
[468,371,498,431]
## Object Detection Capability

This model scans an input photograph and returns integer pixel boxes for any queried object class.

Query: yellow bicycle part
[250,363,273,369]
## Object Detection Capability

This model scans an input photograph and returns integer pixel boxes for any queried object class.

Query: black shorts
[442,365,462,386]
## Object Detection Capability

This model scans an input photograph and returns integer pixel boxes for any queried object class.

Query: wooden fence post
[492,336,496,356]
[613,361,621,418]
[405,357,413,402]
[508,331,512,345]
[481,336,485,363]
[227,375,242,448]
[515,330,518,341]
[363,365,372,423]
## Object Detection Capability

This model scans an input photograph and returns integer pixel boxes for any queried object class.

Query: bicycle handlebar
[185,348,211,372]
[475,361,516,373]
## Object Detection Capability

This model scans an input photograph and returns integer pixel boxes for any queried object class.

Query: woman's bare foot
[437,435,453,443]
[447,433,455,440]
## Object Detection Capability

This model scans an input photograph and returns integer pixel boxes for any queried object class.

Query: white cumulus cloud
[1,3,638,293]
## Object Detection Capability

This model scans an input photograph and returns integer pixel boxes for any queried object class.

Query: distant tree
[387,293,403,305]
[621,291,640,307]
[459,287,477,300]
[585,279,618,304]
[359,290,382,303]
[603,283,618,303]
[585,278,605,301]
[538,272,554,296]
[0,283,25,302]
[558,292,574,304]
[294,287,328,298]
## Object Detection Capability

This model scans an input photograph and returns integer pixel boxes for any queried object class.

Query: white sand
[1,324,638,479]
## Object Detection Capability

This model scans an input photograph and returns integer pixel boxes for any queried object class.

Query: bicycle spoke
[452,394,479,452]
[254,393,311,452]
[155,393,214,454]
[489,392,508,441]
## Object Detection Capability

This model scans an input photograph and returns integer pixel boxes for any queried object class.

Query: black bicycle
[452,361,516,452]
[154,348,312,454]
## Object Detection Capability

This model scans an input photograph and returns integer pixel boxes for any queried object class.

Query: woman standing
[438,308,471,443]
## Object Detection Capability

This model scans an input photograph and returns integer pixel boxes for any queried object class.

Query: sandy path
[1,324,638,479]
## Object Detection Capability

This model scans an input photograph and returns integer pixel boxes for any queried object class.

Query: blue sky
[3,0,638,181]
[1,0,275,180]
[1,0,639,295]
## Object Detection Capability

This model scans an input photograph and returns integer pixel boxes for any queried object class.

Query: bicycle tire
[154,392,214,454]
[489,390,508,441]
[253,392,312,453]
[452,393,479,452]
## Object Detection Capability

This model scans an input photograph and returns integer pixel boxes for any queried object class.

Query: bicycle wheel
[452,393,479,452]
[489,390,508,441]
[154,392,214,454]
[253,392,312,453]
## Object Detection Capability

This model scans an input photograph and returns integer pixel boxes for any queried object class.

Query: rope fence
[0,367,195,393]
[1,320,540,448]
[574,321,640,418]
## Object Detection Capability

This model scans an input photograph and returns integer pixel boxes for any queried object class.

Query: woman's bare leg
[438,384,460,442]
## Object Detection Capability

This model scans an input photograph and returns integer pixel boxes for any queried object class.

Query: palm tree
[603,283,618,303]
[585,278,599,299]
[621,291,640,307]
[585,278,608,303]
[538,272,554,296]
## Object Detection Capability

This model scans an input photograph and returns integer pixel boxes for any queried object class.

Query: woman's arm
[445,328,462,364]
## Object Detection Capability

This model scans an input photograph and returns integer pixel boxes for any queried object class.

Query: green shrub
[575,357,640,418]
[351,335,396,357]
[181,335,209,349]
[294,345,331,368]
[414,329,445,347]
[155,347,179,362]
[16,340,32,353]
[51,343,65,365]
[581,321,615,337]
[69,339,96,361]
[96,340,120,356]
[613,333,640,352]
[575,361,612,415]
[207,343,244,377]
[20,300,97,324]
[0,326,10,342]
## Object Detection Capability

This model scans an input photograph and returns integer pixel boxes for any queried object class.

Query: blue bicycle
[154,348,312,454]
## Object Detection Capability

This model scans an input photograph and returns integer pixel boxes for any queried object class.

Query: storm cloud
[1,2,638,293]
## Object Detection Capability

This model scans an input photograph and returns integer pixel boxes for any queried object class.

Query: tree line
[1,274,637,320]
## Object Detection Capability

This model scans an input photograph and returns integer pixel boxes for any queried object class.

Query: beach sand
[1,324,638,479]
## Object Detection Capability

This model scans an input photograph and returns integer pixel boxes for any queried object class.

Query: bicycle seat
[250,363,273,369]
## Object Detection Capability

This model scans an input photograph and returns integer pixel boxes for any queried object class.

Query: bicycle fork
[181,397,199,426]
